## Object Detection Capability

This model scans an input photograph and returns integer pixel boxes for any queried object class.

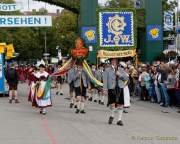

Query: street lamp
[56,45,60,50]
[56,45,62,60]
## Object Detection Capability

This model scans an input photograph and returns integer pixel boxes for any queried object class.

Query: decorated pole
[142,0,163,62]
[80,0,98,64]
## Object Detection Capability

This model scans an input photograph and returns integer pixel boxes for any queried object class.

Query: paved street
[0,83,180,144]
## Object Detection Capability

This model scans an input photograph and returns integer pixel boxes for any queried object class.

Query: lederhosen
[69,81,74,93]
[75,74,87,97]
[57,76,63,84]
[107,73,124,106]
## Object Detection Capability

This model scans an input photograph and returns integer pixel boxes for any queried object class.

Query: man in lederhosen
[103,59,129,126]
[74,64,90,114]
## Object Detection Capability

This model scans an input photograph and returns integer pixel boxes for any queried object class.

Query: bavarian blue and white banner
[0,3,22,11]
[99,11,135,48]
[81,27,97,44]
[0,15,52,27]
[164,11,174,31]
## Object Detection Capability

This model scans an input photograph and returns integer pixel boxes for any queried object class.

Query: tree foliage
[37,0,80,14]
[105,0,134,8]
[105,0,145,28]
[162,0,178,11]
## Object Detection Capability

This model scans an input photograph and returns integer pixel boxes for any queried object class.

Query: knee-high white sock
[117,107,123,121]
[42,108,47,113]
[9,90,13,100]
[73,97,77,105]
[77,101,81,110]
[80,102,85,111]
[110,107,116,118]
[98,94,100,101]
[94,94,98,100]
[89,91,93,98]
[71,98,74,104]
[101,95,105,102]
[14,90,18,99]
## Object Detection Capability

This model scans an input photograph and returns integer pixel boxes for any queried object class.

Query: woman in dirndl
[33,64,52,115]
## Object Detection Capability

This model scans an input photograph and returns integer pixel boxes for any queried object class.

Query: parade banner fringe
[97,49,136,58]
[83,60,103,87]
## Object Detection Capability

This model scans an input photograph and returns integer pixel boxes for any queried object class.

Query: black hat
[39,64,46,68]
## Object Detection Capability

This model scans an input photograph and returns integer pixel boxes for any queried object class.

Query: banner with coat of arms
[98,9,136,49]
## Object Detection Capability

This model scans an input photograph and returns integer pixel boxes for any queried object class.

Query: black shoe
[15,99,20,104]
[108,116,114,124]
[40,110,42,114]
[177,110,180,113]
[75,109,80,114]
[70,103,74,108]
[60,93,63,95]
[123,110,128,113]
[94,100,97,103]
[101,102,105,105]
[74,105,77,108]
[80,110,86,114]
[88,97,92,101]
[98,100,101,104]
[9,99,12,104]
[117,120,123,126]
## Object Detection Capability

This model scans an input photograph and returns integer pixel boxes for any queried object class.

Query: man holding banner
[103,59,129,126]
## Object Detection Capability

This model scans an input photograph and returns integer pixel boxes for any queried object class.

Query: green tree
[51,10,78,56]
[0,0,15,3]
[13,28,42,60]
[105,0,145,28]
[162,0,178,11]
[105,0,134,8]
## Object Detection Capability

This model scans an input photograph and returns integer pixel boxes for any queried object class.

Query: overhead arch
[36,0,80,14]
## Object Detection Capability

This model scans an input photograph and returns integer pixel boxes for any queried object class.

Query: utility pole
[44,32,47,54]
[44,31,48,64]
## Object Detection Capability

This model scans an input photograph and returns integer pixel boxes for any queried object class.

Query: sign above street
[0,15,52,27]
[0,3,22,12]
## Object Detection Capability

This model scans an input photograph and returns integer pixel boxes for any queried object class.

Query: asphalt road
[0,83,180,144]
